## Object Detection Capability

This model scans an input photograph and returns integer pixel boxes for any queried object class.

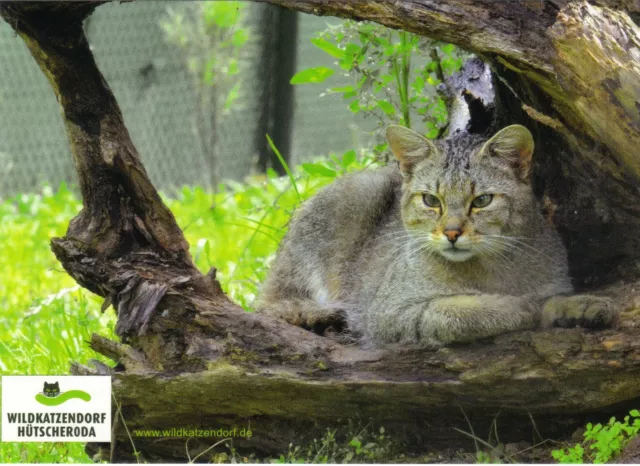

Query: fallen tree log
[2,0,640,462]
[90,297,640,462]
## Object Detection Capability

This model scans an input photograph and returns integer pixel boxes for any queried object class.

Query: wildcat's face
[43,381,60,398]
[387,125,535,263]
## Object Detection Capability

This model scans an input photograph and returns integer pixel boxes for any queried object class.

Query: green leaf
[442,43,456,55]
[329,85,355,93]
[232,29,249,47]
[223,82,241,111]
[310,37,345,59]
[341,150,356,169]
[290,67,334,85]
[413,74,426,90]
[344,43,361,57]
[227,60,239,76]
[377,100,395,116]
[338,56,353,71]
[204,239,211,266]
[383,45,396,56]
[427,128,439,139]
[301,163,337,178]
[630,409,640,417]
[380,74,394,85]
[374,143,388,153]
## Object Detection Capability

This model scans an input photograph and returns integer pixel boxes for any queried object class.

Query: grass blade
[266,133,300,202]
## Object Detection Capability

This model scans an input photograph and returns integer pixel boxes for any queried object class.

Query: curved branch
[0,2,193,264]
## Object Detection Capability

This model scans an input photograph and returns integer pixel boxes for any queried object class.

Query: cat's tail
[255,297,348,335]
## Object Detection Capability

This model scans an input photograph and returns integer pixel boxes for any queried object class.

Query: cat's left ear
[479,125,534,181]
[386,125,437,176]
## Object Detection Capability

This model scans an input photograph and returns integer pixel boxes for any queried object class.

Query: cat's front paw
[541,295,615,329]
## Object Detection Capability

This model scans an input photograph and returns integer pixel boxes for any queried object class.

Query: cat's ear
[386,125,437,176]
[479,125,534,181]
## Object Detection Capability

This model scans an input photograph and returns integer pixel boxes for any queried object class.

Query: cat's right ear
[479,125,534,181]
[386,125,437,176]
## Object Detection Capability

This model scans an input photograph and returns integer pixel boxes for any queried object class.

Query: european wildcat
[43,381,60,398]
[257,125,614,347]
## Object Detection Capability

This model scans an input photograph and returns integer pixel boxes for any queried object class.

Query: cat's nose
[444,229,462,243]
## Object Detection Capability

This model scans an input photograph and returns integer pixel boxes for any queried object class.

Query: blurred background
[0,1,464,197]
[0,2,359,196]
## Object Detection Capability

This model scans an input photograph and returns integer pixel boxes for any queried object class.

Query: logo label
[2,376,111,442]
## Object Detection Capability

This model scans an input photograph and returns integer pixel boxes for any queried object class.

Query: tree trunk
[2,0,640,463]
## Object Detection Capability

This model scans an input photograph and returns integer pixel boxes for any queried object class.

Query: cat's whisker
[483,235,554,263]
[475,242,521,290]
[362,233,425,269]
[485,235,554,258]
[482,238,536,264]
[480,238,558,293]
[375,230,430,243]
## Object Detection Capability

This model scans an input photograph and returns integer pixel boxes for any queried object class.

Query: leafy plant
[290,20,469,146]
[161,2,249,113]
[552,410,640,463]
[160,2,251,187]
[274,425,396,463]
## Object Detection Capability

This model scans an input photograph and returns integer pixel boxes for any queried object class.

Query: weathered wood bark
[2,0,640,463]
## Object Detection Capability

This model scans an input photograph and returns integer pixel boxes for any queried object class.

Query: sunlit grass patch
[0,152,372,462]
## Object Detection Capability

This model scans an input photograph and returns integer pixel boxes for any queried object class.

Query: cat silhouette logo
[35,381,91,406]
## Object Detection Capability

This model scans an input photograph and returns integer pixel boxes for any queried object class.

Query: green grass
[551,410,640,463]
[0,185,115,463]
[275,425,399,464]
[0,152,372,463]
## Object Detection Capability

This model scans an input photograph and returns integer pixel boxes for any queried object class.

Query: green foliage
[275,425,396,463]
[168,149,376,309]
[0,184,117,463]
[552,410,640,463]
[0,151,374,462]
[290,66,335,85]
[292,20,468,140]
[161,1,250,113]
[160,1,251,186]
[476,450,501,464]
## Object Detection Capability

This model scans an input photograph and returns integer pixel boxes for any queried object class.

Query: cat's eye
[422,193,441,208]
[472,194,493,208]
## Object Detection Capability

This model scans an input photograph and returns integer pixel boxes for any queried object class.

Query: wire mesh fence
[0,1,374,198]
